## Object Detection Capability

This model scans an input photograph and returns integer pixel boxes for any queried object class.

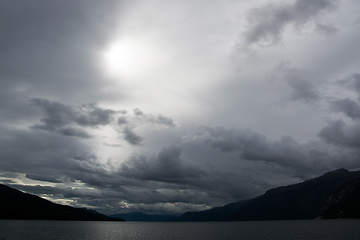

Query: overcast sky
[1,0,360,215]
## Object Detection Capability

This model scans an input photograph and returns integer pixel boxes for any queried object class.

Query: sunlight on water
[0,220,360,240]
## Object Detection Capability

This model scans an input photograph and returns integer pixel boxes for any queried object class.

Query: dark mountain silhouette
[178,200,249,222]
[175,169,360,222]
[0,184,124,221]
[110,212,180,222]
[321,175,360,219]
[226,168,360,221]
[2,169,359,222]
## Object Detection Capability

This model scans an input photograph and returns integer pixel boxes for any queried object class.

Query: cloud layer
[1,0,360,215]
[241,0,335,49]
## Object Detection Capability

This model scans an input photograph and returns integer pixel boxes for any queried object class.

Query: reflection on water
[0,220,360,240]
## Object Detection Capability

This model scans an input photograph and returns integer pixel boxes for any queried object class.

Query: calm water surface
[1,220,359,240]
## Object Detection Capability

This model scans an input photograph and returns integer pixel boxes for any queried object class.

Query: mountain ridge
[173,168,360,222]
[110,212,180,222]
[177,199,249,222]
[226,168,360,221]
[0,184,124,221]
[2,168,359,221]
[321,175,360,219]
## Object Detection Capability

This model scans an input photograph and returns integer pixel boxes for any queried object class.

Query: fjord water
[1,220,359,240]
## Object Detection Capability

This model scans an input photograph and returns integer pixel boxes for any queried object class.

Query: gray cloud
[1,0,360,216]
[117,117,128,125]
[331,98,360,120]
[123,127,144,146]
[60,127,91,139]
[6,117,358,215]
[134,108,144,116]
[6,183,213,215]
[241,0,335,49]
[154,115,178,127]
[31,98,119,128]
[0,127,94,187]
[318,119,346,146]
[26,173,63,183]
[30,98,120,138]
[117,109,179,145]
[30,98,76,131]
[271,63,320,103]
[190,125,360,179]
[81,145,270,212]
[318,119,360,149]
[132,108,179,128]
[0,179,16,184]
[315,23,338,35]
[73,150,98,162]
[337,73,360,96]
[195,126,304,163]
[120,145,205,183]
[75,103,121,126]
[351,74,360,95]
[328,73,360,123]
[30,98,177,144]
[2,141,267,214]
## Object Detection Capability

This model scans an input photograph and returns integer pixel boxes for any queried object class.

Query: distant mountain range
[2,168,360,221]
[110,212,180,222]
[177,200,249,222]
[0,184,124,221]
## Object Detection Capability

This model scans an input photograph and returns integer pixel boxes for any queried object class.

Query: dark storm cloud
[60,127,91,139]
[0,126,96,188]
[70,146,259,204]
[271,63,320,103]
[241,0,335,49]
[2,0,359,217]
[331,98,360,120]
[120,145,205,183]
[30,98,120,138]
[2,141,266,214]
[73,150,97,162]
[2,139,260,213]
[31,98,119,127]
[30,98,76,131]
[318,119,360,149]
[30,98,176,143]
[76,103,123,126]
[123,127,144,146]
[195,126,306,166]
[154,115,178,127]
[190,125,360,179]
[329,73,360,120]
[26,173,63,183]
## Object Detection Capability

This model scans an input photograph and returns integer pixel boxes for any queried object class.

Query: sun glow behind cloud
[102,37,169,78]
[99,31,227,122]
